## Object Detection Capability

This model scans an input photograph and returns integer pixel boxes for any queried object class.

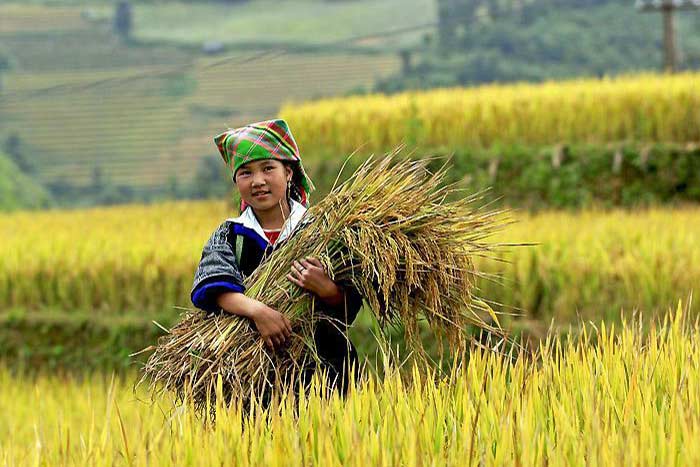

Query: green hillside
[0,2,401,189]
[1,0,699,205]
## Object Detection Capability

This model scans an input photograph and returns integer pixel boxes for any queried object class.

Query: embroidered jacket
[191,199,310,312]
[190,200,363,367]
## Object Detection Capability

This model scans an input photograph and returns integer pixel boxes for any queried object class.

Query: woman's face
[234,159,293,212]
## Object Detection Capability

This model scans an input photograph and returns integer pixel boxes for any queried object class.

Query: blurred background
[1,0,699,370]
[2,0,700,209]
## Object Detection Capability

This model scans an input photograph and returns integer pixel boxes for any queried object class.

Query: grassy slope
[4,0,697,190]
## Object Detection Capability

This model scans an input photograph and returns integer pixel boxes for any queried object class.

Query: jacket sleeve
[190,221,246,313]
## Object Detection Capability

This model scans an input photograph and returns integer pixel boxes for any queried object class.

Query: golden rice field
[1,201,697,323]
[280,72,700,157]
[1,306,698,466]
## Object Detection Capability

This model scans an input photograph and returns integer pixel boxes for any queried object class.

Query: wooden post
[551,144,565,170]
[639,144,651,172]
[612,147,623,174]
[488,157,500,181]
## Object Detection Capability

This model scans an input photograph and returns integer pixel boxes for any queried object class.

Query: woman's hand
[287,257,343,305]
[248,300,293,351]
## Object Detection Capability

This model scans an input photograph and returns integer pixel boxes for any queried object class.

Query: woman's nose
[251,173,265,187]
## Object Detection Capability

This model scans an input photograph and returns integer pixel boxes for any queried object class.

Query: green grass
[1,71,188,186]
[2,0,436,50]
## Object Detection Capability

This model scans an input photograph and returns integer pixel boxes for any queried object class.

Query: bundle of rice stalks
[137,151,512,413]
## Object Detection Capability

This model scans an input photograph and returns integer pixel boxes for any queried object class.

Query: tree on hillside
[376,0,693,92]
[190,154,231,199]
[3,134,34,175]
[0,50,11,93]
[436,0,618,50]
[114,1,133,41]
[436,0,527,49]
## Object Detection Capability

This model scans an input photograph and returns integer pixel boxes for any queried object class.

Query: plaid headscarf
[214,119,315,210]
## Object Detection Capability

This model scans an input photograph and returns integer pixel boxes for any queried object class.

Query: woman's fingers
[293,260,305,273]
[287,273,303,287]
[281,317,292,337]
[290,265,303,279]
[294,258,322,274]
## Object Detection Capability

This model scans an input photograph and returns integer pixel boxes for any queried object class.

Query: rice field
[3,4,697,464]
[280,72,700,156]
[1,304,698,466]
[1,201,697,324]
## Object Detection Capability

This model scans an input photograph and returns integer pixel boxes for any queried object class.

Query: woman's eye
[264,166,273,172]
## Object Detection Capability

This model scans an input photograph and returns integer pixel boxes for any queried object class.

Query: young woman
[190,118,362,397]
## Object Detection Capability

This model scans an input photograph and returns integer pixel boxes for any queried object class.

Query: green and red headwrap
[213,119,316,210]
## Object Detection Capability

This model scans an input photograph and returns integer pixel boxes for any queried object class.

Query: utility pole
[635,0,700,73]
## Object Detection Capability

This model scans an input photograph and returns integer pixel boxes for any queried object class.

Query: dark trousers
[312,318,359,396]
[251,319,358,414]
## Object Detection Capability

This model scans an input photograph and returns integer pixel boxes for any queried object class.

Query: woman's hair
[231,159,304,204]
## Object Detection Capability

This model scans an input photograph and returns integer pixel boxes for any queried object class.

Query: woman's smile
[252,190,271,199]
[234,159,293,212]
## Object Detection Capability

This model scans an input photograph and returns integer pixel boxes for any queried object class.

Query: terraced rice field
[1,59,399,186]
[0,3,401,187]
[1,200,697,324]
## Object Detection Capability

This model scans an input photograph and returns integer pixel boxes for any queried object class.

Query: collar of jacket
[225,198,308,246]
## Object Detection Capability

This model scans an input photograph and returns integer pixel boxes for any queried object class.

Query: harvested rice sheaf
[138,151,514,413]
